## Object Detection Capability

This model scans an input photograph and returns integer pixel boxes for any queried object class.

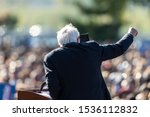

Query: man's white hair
[57,24,80,46]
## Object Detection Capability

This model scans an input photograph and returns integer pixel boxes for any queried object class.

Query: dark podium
[18,90,51,100]
[18,81,51,100]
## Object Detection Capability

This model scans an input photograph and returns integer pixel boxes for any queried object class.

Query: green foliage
[65,0,150,41]
[65,0,127,41]
[0,13,18,30]
[129,0,150,6]
[0,0,150,37]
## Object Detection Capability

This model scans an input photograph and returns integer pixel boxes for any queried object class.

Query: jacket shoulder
[44,47,62,62]
[86,40,99,46]
[83,40,102,50]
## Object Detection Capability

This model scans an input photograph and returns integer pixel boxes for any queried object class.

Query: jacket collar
[63,42,78,47]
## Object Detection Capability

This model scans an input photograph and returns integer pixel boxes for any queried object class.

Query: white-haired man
[44,24,138,100]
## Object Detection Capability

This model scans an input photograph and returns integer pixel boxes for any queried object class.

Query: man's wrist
[127,33,134,38]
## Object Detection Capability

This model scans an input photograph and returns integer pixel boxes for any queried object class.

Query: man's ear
[77,37,80,43]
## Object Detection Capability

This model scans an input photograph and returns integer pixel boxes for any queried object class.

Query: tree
[130,0,150,6]
[0,13,18,30]
[65,0,127,41]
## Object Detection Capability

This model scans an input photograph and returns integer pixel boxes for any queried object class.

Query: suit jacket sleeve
[100,34,134,61]
[43,56,61,99]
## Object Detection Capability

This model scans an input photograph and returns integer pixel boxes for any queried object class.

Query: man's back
[44,41,111,100]
[44,25,137,100]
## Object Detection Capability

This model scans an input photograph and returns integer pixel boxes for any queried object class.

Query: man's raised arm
[100,27,138,61]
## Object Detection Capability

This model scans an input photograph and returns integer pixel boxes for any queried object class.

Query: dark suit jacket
[44,34,134,100]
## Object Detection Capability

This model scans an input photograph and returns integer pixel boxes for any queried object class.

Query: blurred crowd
[0,40,149,100]
[0,41,53,99]
[102,44,150,100]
